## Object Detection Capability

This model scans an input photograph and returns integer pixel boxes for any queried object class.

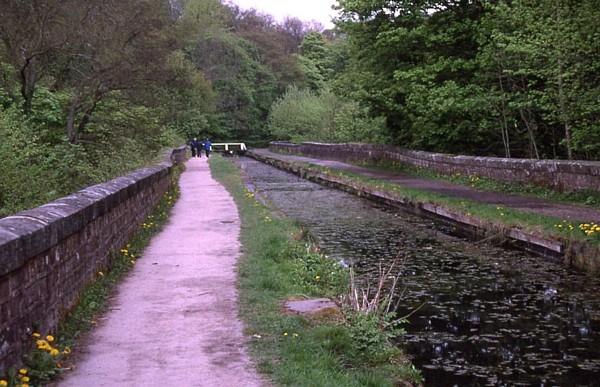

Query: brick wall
[0,146,187,369]
[270,142,600,192]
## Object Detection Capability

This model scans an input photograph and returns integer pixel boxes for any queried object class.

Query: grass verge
[209,155,422,387]
[0,166,183,387]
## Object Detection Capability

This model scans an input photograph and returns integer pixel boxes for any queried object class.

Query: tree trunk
[66,98,79,144]
[518,107,540,159]
[555,0,573,159]
[497,72,511,158]
[557,58,573,159]
[76,99,99,135]
[19,59,37,114]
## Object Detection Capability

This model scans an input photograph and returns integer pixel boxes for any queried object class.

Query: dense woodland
[2,0,600,216]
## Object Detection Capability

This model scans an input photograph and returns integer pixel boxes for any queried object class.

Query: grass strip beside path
[209,155,422,387]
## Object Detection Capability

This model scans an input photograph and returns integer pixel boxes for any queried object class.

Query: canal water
[236,157,600,386]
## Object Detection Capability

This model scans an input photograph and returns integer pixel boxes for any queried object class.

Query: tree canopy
[333,0,600,159]
[2,0,600,216]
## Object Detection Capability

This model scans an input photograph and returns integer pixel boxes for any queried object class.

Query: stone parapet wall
[0,146,186,369]
[270,142,600,192]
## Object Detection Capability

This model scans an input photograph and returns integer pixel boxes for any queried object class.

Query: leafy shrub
[344,310,404,365]
[286,243,347,296]
[268,86,387,143]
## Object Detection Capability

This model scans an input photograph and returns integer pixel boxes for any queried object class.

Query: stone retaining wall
[0,147,187,369]
[270,142,600,192]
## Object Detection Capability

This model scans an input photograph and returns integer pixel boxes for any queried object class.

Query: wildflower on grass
[283,332,288,336]
[19,369,27,375]
[98,271,104,277]
[21,376,30,383]
[0,380,7,386]
[46,335,54,342]
[293,333,299,337]
[50,349,60,357]
[32,332,41,338]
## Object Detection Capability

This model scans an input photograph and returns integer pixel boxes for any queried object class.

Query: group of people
[190,138,212,158]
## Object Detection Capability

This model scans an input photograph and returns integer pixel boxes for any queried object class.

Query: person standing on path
[204,138,212,158]
[190,138,202,158]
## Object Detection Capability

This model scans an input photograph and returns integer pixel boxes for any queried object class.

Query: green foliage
[344,311,404,365]
[0,95,184,217]
[334,0,600,159]
[181,0,311,142]
[268,86,386,143]
[287,244,347,295]
[0,107,53,216]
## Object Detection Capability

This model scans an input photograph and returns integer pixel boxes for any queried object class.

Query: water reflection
[237,157,600,386]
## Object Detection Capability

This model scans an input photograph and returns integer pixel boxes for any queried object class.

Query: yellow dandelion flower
[46,335,54,342]
[63,347,71,355]
[50,349,60,356]
[0,380,7,386]
[32,332,41,338]
[21,376,30,382]
[19,368,27,375]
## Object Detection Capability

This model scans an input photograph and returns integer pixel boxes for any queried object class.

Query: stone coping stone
[0,147,186,277]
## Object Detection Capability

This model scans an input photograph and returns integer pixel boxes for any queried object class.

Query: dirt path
[58,157,263,387]
[253,149,600,224]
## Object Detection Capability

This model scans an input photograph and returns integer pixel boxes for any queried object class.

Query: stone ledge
[271,142,600,192]
[0,146,184,277]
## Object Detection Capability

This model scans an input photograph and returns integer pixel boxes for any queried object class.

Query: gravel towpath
[58,157,263,387]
